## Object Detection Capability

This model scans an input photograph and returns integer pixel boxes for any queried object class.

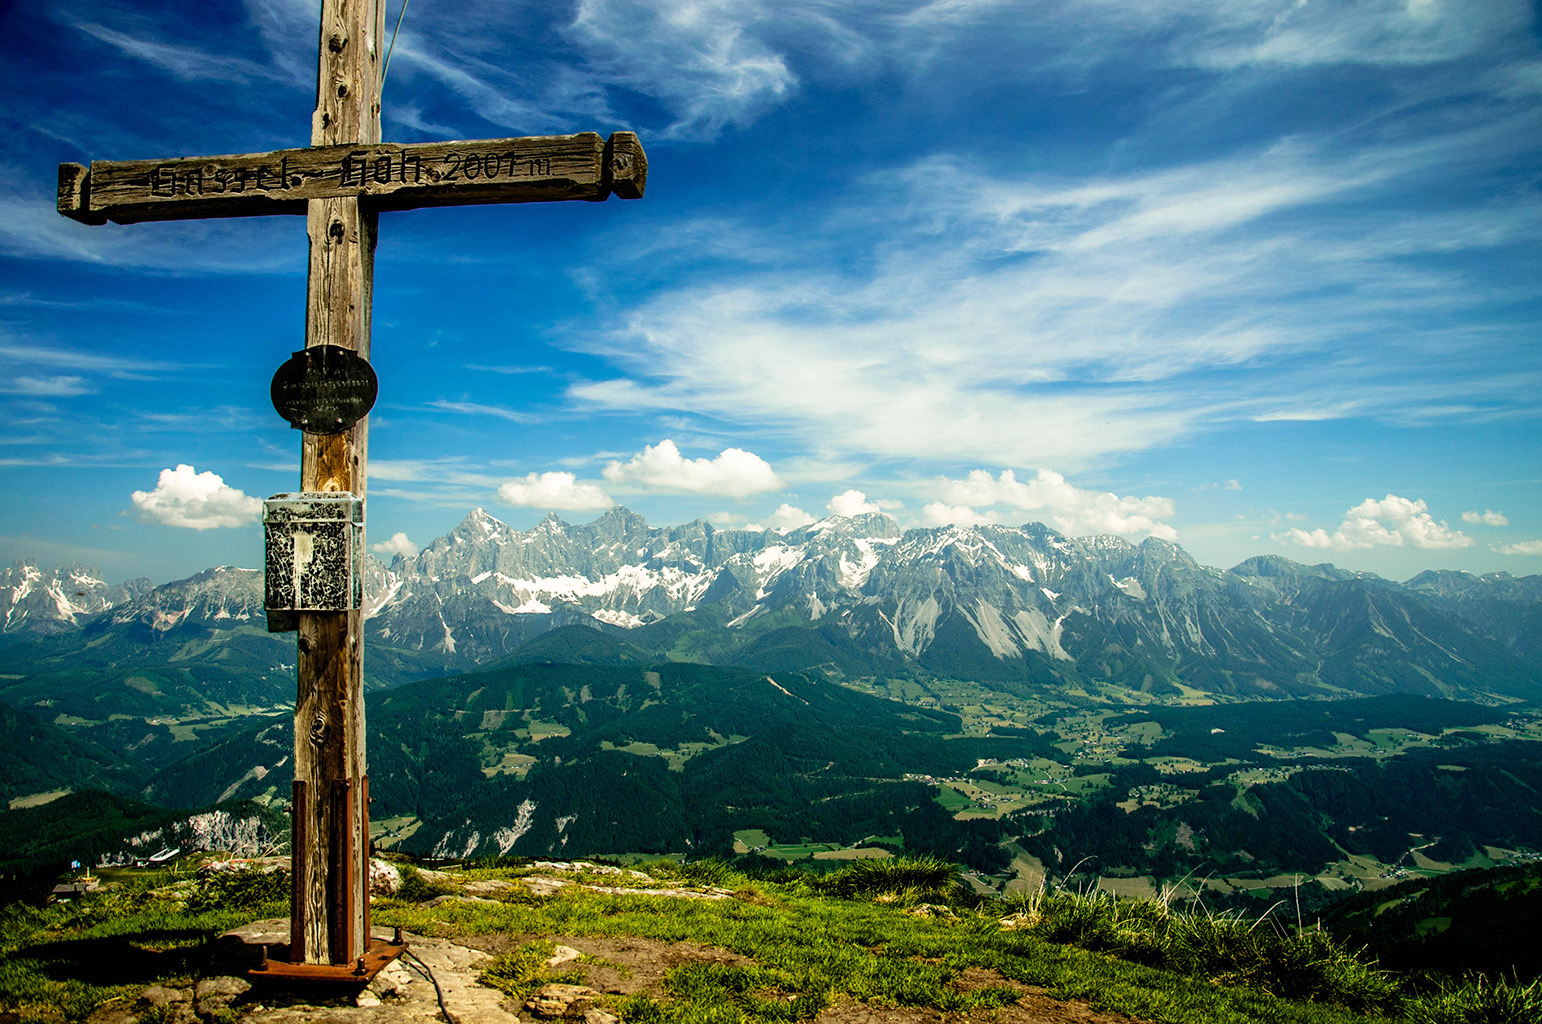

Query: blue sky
[1,0,1539,585]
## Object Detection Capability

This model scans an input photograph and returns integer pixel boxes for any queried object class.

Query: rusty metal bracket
[250,933,405,986]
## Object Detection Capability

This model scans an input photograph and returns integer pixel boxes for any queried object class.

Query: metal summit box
[263,492,363,629]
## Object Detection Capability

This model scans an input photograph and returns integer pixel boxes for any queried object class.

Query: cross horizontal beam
[58,131,646,225]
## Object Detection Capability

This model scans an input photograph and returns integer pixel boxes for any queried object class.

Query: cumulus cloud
[827,490,883,518]
[371,532,419,559]
[1493,540,1542,556]
[130,465,261,530]
[1462,509,1509,526]
[706,511,766,531]
[765,503,815,531]
[935,469,1177,540]
[1279,494,1472,550]
[602,440,783,497]
[497,471,614,510]
[920,503,1004,528]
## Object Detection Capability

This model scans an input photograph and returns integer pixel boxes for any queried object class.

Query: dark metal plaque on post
[270,346,378,434]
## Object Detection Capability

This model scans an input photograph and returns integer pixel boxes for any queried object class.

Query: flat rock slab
[224,923,521,1024]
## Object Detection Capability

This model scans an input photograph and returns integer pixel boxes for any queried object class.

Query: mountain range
[3,507,1540,717]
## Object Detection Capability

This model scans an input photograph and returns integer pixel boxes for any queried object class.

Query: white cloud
[573,96,1541,469]
[130,465,261,530]
[0,189,298,271]
[765,503,815,531]
[1172,0,1530,71]
[427,399,539,424]
[371,532,419,559]
[567,0,797,139]
[1493,540,1542,556]
[497,472,614,510]
[0,375,92,397]
[920,502,1004,528]
[1278,494,1473,551]
[827,490,881,518]
[1462,509,1509,526]
[74,21,278,82]
[602,440,783,497]
[936,469,1178,540]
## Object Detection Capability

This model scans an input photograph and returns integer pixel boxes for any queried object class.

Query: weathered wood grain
[291,0,382,968]
[56,132,646,224]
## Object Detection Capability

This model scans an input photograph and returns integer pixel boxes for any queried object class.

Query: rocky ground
[83,861,1139,1024]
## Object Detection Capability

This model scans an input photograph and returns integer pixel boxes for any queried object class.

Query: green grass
[480,938,587,1000]
[1000,884,1397,1014]
[1402,973,1542,1024]
[373,859,1392,1024]
[4,856,1535,1024]
[0,867,287,1024]
[932,786,971,812]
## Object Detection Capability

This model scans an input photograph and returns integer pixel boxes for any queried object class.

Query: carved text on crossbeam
[59,131,645,224]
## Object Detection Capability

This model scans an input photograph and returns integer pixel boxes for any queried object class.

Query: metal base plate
[249,937,406,986]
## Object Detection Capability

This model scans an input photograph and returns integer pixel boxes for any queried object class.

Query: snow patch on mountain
[592,608,645,628]
[840,539,888,589]
[1112,575,1147,599]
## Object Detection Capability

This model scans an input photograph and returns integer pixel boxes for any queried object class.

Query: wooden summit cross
[57,0,645,971]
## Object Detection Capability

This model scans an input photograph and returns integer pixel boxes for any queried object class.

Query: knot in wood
[336,83,349,98]
[328,219,347,242]
[310,711,329,746]
[328,33,347,53]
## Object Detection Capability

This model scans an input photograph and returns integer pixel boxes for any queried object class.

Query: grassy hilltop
[2,854,1538,1024]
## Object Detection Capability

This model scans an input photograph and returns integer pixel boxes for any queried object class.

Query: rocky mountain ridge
[4,508,1540,701]
[0,561,153,637]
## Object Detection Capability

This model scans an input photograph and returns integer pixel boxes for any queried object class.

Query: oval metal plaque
[270,345,378,434]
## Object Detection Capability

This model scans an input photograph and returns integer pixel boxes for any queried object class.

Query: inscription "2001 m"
[339,150,555,187]
[152,151,562,198]
[61,132,643,224]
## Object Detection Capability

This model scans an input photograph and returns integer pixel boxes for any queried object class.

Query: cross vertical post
[55,0,646,978]
[291,0,383,966]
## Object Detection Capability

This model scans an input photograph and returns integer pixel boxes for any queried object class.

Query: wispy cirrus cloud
[0,342,176,378]
[565,0,796,139]
[73,21,280,83]
[0,376,93,397]
[0,187,299,271]
[571,96,1540,470]
[425,399,540,424]
[1169,0,1533,70]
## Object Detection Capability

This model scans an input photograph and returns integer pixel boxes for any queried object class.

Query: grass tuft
[184,866,288,913]
[479,939,587,1001]
[1000,883,1399,1014]
[394,864,455,903]
[813,857,960,906]
[1403,972,1542,1024]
